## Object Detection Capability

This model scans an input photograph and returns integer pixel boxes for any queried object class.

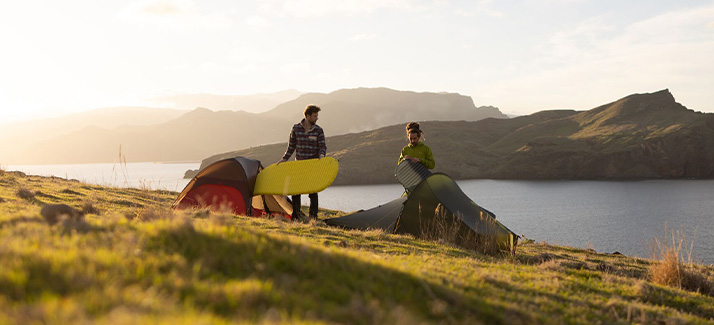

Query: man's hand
[319,154,325,159]
[402,155,419,164]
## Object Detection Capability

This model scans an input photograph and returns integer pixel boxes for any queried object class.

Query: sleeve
[398,147,406,165]
[282,127,297,160]
[421,146,435,169]
[318,128,326,157]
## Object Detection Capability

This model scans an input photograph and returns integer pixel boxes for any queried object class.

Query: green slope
[1,170,713,323]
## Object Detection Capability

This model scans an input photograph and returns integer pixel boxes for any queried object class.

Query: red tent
[172,157,293,218]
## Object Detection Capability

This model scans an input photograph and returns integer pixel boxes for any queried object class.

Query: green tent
[325,173,518,252]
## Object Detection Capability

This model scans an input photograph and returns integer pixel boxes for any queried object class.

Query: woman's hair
[406,122,423,137]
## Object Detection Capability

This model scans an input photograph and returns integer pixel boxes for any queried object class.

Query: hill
[5,88,505,164]
[200,89,714,183]
[9,108,288,164]
[1,170,713,323]
[0,106,187,164]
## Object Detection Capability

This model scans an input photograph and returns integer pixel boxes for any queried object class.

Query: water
[323,179,714,265]
[6,162,198,192]
[6,163,714,264]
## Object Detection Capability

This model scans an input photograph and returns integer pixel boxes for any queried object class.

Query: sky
[1,0,713,123]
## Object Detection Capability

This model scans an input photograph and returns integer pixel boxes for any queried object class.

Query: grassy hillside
[203,89,714,184]
[1,170,713,323]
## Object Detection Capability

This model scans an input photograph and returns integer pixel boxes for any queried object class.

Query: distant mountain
[198,89,714,184]
[6,88,505,164]
[0,106,187,164]
[9,108,287,164]
[0,106,187,140]
[151,90,303,113]
[263,87,507,135]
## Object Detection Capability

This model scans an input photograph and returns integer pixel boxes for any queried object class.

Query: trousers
[292,193,318,219]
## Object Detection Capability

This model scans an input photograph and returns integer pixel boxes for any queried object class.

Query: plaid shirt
[282,119,327,161]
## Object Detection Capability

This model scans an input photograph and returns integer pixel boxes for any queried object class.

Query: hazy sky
[1,0,713,122]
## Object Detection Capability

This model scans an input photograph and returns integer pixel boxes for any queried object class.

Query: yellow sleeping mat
[254,157,339,195]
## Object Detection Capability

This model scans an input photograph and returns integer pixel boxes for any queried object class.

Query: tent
[172,157,293,218]
[325,173,518,252]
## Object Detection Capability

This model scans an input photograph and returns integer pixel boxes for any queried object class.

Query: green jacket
[398,142,435,169]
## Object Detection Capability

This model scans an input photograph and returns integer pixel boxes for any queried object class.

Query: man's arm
[281,127,297,161]
[317,128,326,158]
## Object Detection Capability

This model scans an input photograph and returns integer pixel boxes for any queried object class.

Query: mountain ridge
[4,88,505,164]
[150,89,303,113]
[197,89,714,184]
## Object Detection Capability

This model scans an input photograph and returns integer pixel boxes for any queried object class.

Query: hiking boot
[292,211,308,223]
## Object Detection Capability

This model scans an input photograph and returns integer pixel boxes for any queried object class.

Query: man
[278,104,326,221]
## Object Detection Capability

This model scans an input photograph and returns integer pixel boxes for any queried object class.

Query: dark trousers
[292,193,318,219]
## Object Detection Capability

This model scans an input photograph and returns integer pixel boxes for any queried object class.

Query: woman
[398,122,435,169]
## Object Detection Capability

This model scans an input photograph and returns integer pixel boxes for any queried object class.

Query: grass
[649,225,714,297]
[1,171,714,323]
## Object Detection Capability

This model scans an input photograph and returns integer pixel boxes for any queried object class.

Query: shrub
[59,213,91,234]
[40,203,84,226]
[681,267,714,297]
[16,187,35,200]
[519,252,555,265]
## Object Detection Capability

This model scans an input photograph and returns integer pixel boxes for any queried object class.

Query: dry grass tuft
[167,215,196,235]
[519,252,555,265]
[208,211,235,226]
[540,259,587,272]
[16,187,35,200]
[649,226,714,296]
[649,226,689,287]
[80,199,101,215]
[188,208,212,219]
[134,206,175,222]
[60,188,83,196]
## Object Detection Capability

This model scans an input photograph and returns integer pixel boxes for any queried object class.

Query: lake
[7,162,198,192]
[7,162,714,265]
